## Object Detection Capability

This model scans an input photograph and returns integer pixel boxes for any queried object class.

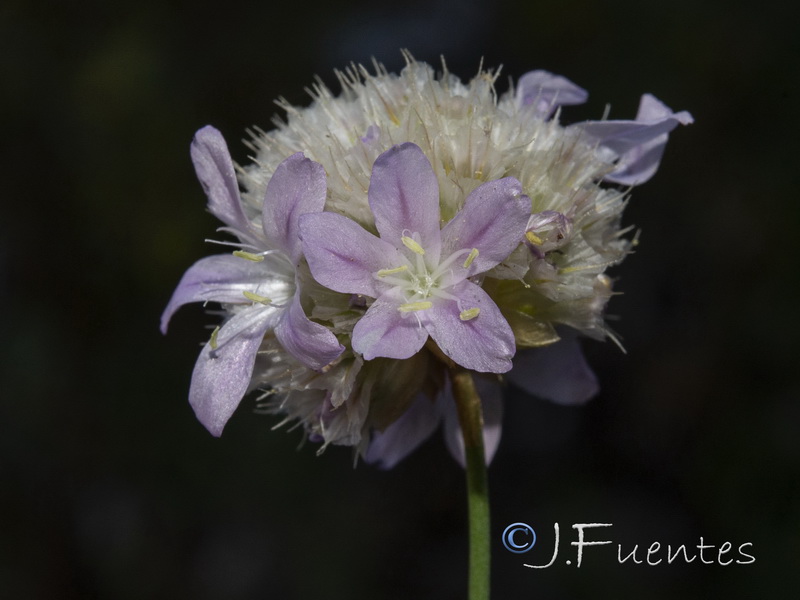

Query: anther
[243,290,272,305]
[398,301,433,313]
[209,326,221,349]
[401,236,426,255]
[233,250,265,262]
[463,248,479,268]
[377,265,409,277]
[525,231,544,245]
[459,308,480,321]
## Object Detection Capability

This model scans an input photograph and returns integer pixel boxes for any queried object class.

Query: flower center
[374,231,481,319]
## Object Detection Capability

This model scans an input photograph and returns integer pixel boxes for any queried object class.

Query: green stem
[450,364,490,600]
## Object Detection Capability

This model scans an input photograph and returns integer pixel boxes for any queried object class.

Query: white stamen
[430,248,472,280]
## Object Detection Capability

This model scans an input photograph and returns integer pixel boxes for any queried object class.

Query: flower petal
[442,377,504,467]
[261,153,327,263]
[368,143,442,261]
[440,177,530,278]
[351,290,429,361]
[190,126,256,240]
[506,333,599,405]
[188,307,276,436]
[160,253,293,334]
[574,94,693,186]
[425,280,515,373]
[515,70,588,119]
[300,212,403,297]
[274,293,344,370]
[364,394,442,469]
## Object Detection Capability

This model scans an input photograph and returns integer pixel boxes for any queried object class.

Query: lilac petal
[351,290,429,361]
[368,143,442,261]
[365,394,442,469]
[506,334,599,405]
[262,153,327,264]
[516,70,588,119]
[188,307,275,436]
[274,292,344,370]
[300,212,404,298]
[190,126,255,239]
[425,280,515,373]
[440,177,530,278]
[160,254,285,334]
[443,378,504,467]
[575,94,693,186]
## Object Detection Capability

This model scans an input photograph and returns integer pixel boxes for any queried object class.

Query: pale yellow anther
[233,250,265,262]
[401,236,426,255]
[558,264,599,274]
[242,290,272,305]
[525,231,544,245]
[209,326,220,350]
[459,307,481,321]
[377,265,409,277]
[463,248,479,268]
[398,301,433,313]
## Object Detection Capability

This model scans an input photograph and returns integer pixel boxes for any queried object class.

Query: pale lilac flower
[365,332,597,468]
[299,143,530,373]
[365,378,503,469]
[515,70,588,119]
[575,93,694,185]
[506,331,599,406]
[161,126,343,436]
[524,210,573,259]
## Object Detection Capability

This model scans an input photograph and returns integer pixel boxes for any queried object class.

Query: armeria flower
[515,69,589,119]
[164,55,691,462]
[575,93,695,185]
[161,126,343,436]
[300,142,530,373]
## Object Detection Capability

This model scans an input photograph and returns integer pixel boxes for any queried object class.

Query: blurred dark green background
[2,0,798,598]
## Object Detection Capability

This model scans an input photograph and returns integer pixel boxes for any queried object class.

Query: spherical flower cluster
[162,56,691,466]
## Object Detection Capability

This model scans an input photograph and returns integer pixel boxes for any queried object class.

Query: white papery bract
[164,54,691,463]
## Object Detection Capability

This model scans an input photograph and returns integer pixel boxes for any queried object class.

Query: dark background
[2,0,798,598]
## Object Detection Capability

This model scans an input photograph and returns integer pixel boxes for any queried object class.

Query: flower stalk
[450,364,491,600]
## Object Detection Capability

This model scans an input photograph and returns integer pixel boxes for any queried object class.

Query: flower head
[163,55,691,461]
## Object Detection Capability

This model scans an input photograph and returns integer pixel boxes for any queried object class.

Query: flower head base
[163,55,691,462]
